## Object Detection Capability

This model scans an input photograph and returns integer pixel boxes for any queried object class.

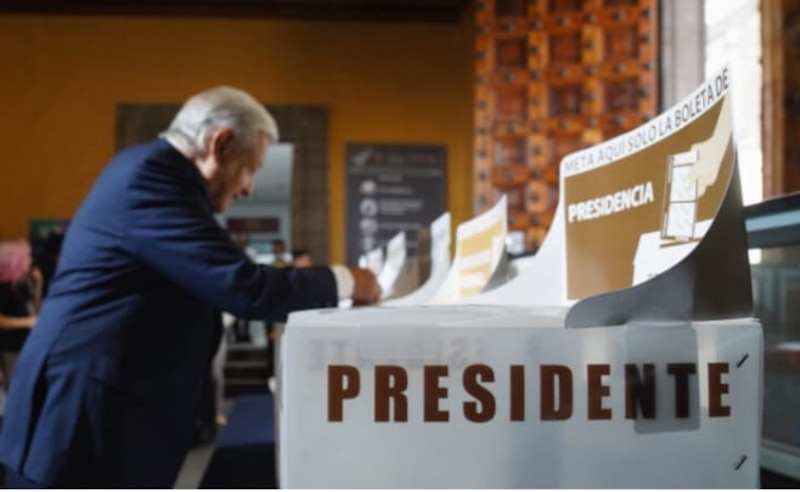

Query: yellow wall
[0,14,474,263]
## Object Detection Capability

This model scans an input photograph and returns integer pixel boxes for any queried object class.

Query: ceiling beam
[0,0,471,23]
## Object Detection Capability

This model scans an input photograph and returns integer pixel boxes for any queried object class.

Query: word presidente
[328,362,731,422]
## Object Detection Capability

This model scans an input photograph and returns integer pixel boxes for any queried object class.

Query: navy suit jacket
[0,139,337,487]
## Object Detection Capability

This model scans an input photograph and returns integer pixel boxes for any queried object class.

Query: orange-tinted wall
[0,14,473,263]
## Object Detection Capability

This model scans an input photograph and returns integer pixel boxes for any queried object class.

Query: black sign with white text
[346,143,447,266]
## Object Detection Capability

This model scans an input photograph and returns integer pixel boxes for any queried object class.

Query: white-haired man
[0,86,380,487]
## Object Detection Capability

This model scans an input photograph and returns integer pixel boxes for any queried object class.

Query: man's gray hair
[161,86,279,158]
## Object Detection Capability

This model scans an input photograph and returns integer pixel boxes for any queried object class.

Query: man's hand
[348,267,381,305]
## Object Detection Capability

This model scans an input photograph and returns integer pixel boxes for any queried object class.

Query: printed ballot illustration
[278,66,761,489]
[563,83,734,300]
[662,149,700,241]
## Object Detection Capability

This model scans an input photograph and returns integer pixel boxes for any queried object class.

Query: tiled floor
[177,324,267,489]
[174,396,237,489]
[175,443,216,489]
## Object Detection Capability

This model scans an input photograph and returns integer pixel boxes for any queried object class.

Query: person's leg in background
[265,322,285,394]
[232,318,251,343]
[192,369,217,446]
[0,352,17,385]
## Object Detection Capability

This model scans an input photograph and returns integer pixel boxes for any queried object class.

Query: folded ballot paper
[383,196,508,307]
[278,66,762,488]
[375,231,407,301]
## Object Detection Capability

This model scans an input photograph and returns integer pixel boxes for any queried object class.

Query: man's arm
[0,315,36,329]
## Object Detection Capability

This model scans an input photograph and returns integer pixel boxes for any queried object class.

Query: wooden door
[474,0,659,253]
[762,0,800,198]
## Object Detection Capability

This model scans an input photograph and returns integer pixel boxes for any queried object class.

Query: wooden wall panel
[762,0,800,198]
[474,0,659,253]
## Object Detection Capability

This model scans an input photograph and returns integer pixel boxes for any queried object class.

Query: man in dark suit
[0,86,380,488]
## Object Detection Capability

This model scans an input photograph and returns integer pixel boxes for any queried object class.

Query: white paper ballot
[376,232,406,299]
[364,247,383,276]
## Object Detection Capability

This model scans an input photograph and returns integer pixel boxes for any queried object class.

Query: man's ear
[209,128,235,161]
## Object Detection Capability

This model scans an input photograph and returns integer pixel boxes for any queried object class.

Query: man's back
[0,85,368,487]
[0,140,256,486]
[25,139,221,387]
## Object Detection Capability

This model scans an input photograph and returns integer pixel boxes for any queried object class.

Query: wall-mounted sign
[346,143,447,266]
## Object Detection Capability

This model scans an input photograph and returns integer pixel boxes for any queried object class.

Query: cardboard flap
[426,211,452,285]
[565,164,753,327]
[428,196,507,304]
[563,66,753,328]
[382,212,451,306]
[481,250,511,293]
[412,223,432,285]
[376,231,406,299]
[459,200,567,307]
[359,246,384,276]
[386,256,420,300]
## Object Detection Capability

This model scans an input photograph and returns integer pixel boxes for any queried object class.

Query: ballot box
[278,67,762,488]
[279,307,760,488]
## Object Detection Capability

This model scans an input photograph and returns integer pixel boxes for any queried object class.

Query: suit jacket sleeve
[123,156,337,320]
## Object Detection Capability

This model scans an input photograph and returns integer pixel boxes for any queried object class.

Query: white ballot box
[279,306,761,488]
[279,66,761,489]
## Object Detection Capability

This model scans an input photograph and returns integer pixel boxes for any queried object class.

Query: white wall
[704,0,763,206]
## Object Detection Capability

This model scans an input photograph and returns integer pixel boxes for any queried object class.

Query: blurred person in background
[0,239,41,386]
[31,229,66,299]
[271,238,288,268]
[291,248,313,268]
